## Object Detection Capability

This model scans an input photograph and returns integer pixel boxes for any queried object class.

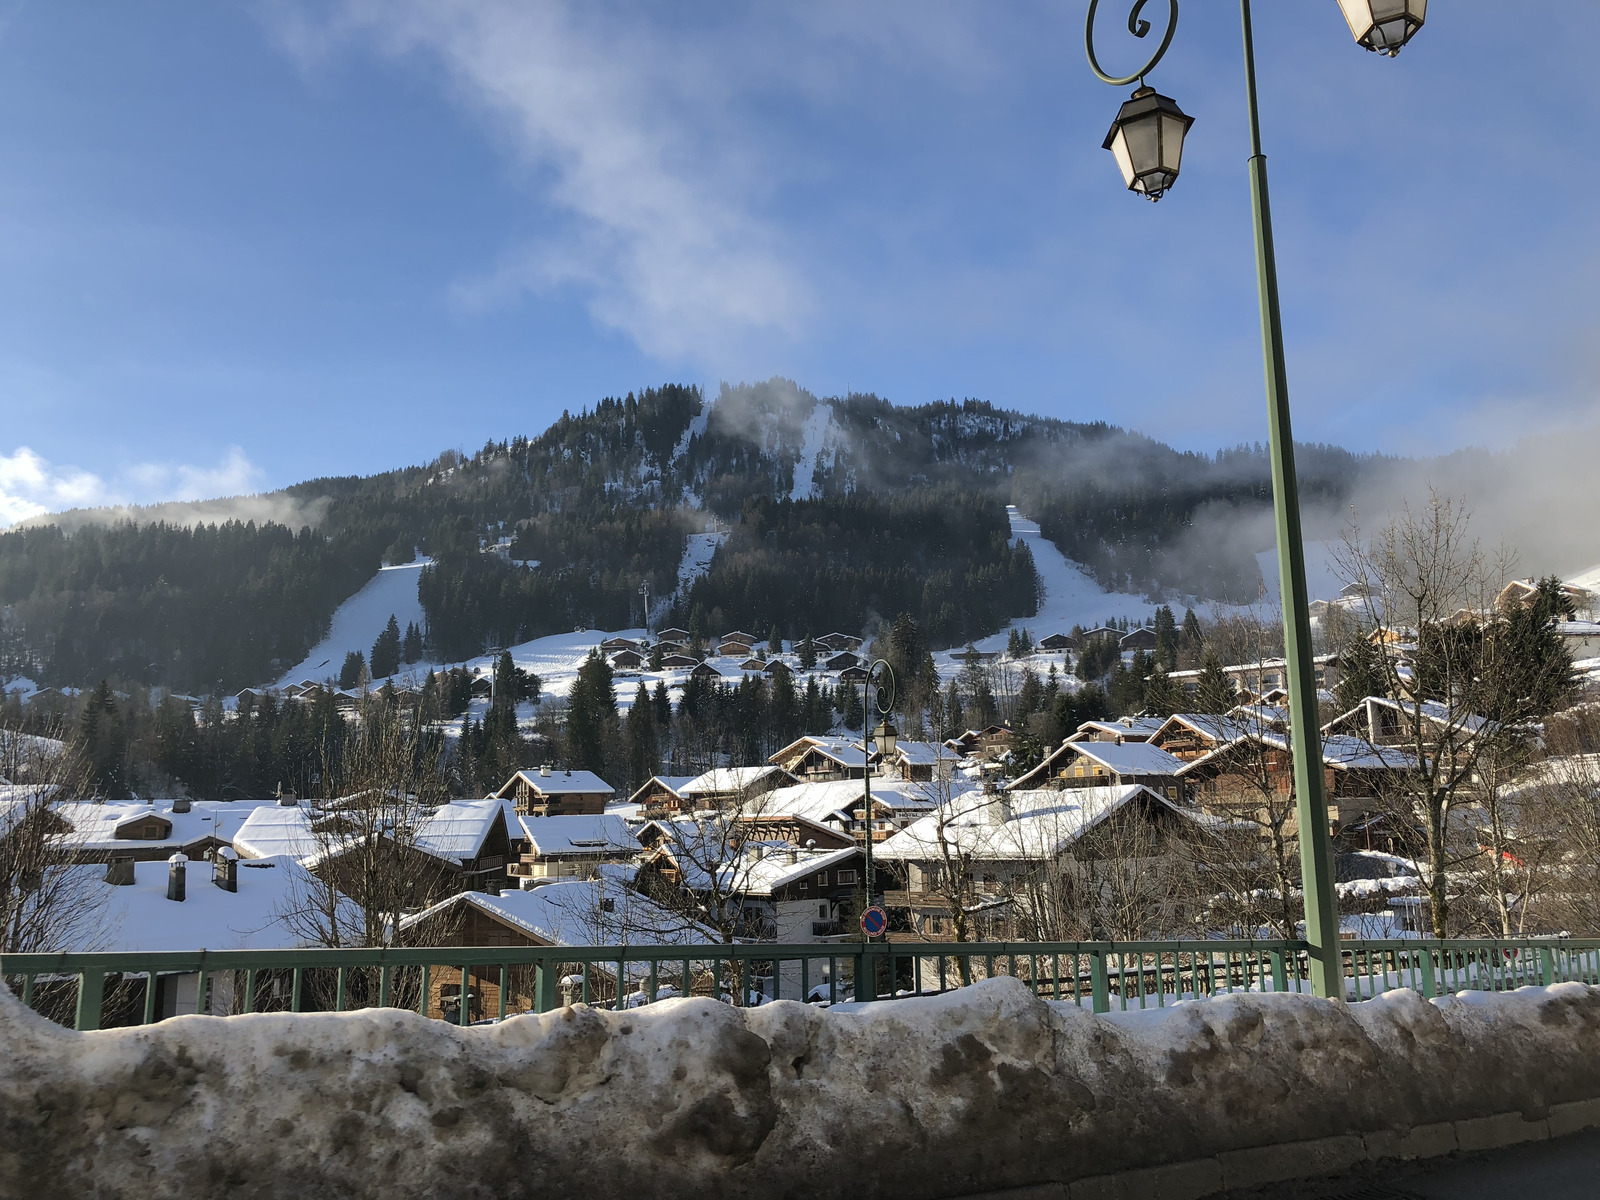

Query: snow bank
[4,979,1599,1199]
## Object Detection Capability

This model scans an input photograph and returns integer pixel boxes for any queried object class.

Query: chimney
[990,796,1013,825]
[167,853,188,902]
[212,847,238,893]
[786,849,799,865]
[172,797,192,814]
[540,764,551,778]
[104,856,135,886]
[279,792,298,807]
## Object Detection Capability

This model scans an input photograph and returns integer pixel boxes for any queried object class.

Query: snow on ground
[663,529,726,620]
[275,559,431,688]
[7,976,1600,1199]
[789,401,834,501]
[933,506,1159,677]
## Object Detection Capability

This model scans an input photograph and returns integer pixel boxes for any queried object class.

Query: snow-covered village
[4,5,1600,1199]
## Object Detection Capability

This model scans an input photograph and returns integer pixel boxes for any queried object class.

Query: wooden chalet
[660,654,699,669]
[690,662,725,682]
[823,651,861,672]
[942,725,1012,760]
[655,627,690,644]
[1147,713,1258,763]
[1008,739,1187,801]
[762,658,793,678]
[609,649,644,670]
[1119,627,1159,651]
[491,768,615,816]
[1038,632,1079,652]
[816,632,862,653]
[1067,717,1166,745]
[628,775,698,810]
[768,736,871,782]
[600,636,640,653]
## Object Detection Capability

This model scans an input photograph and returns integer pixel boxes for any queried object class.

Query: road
[1258,1128,1600,1198]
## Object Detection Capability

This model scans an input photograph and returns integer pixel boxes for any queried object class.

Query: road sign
[860,905,888,937]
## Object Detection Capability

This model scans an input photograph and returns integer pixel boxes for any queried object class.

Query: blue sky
[1,1,1597,523]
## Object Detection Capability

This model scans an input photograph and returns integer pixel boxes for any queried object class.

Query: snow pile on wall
[3,979,1599,1200]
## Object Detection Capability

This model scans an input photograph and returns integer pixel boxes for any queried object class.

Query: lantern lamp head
[1103,86,1194,202]
[1336,0,1425,57]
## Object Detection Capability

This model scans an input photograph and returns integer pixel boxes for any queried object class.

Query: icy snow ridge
[5,978,1600,1199]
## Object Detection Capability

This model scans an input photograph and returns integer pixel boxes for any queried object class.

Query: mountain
[0,379,1381,692]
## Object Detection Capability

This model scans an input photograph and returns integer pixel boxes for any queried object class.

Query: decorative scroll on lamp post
[1083,0,1424,999]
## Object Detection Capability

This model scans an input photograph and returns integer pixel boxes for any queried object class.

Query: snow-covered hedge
[3,978,1598,1199]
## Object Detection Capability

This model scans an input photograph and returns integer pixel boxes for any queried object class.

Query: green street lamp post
[1084,0,1424,999]
[860,659,897,935]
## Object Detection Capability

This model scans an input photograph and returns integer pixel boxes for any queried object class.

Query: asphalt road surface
[1253,1128,1600,1199]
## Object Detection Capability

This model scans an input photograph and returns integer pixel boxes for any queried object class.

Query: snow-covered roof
[1153,713,1258,745]
[762,777,944,825]
[232,804,320,861]
[628,775,698,804]
[500,769,615,796]
[892,740,957,767]
[877,785,1192,864]
[726,845,859,897]
[401,878,709,946]
[519,813,639,857]
[64,854,327,952]
[52,799,278,853]
[413,798,512,860]
[770,736,872,771]
[1065,740,1185,775]
[681,765,793,796]
[1177,730,1420,775]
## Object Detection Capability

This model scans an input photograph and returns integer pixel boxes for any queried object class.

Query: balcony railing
[5,936,1598,1033]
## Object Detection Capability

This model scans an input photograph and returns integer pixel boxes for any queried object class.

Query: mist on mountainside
[4,377,1598,692]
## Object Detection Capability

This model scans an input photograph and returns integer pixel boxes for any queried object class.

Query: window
[599,898,615,913]
[818,905,829,919]
[798,882,808,893]
[837,869,858,885]
[817,873,829,885]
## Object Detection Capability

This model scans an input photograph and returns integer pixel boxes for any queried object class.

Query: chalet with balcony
[506,813,639,886]
[1008,739,1186,802]
[492,768,615,816]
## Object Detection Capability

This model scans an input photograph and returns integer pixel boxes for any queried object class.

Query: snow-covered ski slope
[789,401,834,501]
[275,559,430,688]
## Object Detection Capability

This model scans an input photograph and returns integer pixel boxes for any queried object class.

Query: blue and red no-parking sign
[860,905,888,937]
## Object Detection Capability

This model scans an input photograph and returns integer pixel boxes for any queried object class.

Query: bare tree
[0,717,103,956]
[1335,492,1500,935]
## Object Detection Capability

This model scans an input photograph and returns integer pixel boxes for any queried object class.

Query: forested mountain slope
[0,379,1382,691]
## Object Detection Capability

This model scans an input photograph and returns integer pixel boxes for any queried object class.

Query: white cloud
[298,1,815,362]
[0,446,264,530]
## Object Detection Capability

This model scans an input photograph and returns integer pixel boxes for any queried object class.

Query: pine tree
[339,650,366,690]
[80,680,127,797]
[566,648,617,775]
[798,635,817,670]
[652,679,672,727]
[768,625,783,655]
[1334,633,1385,713]
[1195,652,1238,714]
[1142,665,1180,717]
[1180,607,1204,667]
[1153,605,1178,671]
[944,678,965,733]
[1015,668,1043,722]
[370,614,402,680]
[402,621,424,664]
[624,683,659,790]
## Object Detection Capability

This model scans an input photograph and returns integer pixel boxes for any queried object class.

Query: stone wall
[2,977,1598,1200]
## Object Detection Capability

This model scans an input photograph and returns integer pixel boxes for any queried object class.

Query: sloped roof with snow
[720,845,859,897]
[413,798,511,860]
[232,804,320,861]
[63,854,329,952]
[499,769,615,797]
[877,785,1189,864]
[401,878,709,946]
[681,765,794,796]
[519,813,639,857]
[54,799,278,852]
[762,777,943,824]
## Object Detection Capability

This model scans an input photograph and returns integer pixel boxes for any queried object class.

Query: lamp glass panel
[1336,0,1373,38]
[1159,113,1188,173]
[1371,18,1408,48]
[1108,127,1137,189]
[1370,0,1406,18]
[1121,112,1162,183]
[1410,0,1426,19]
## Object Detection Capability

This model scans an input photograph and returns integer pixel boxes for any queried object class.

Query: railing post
[855,948,876,1003]
[1418,945,1437,999]
[1538,945,1555,988]
[1090,950,1110,1015]
[1269,948,1287,995]
[535,960,557,1014]
[75,970,106,1032]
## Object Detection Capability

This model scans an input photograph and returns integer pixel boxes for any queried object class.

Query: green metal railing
[5,937,1598,1032]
